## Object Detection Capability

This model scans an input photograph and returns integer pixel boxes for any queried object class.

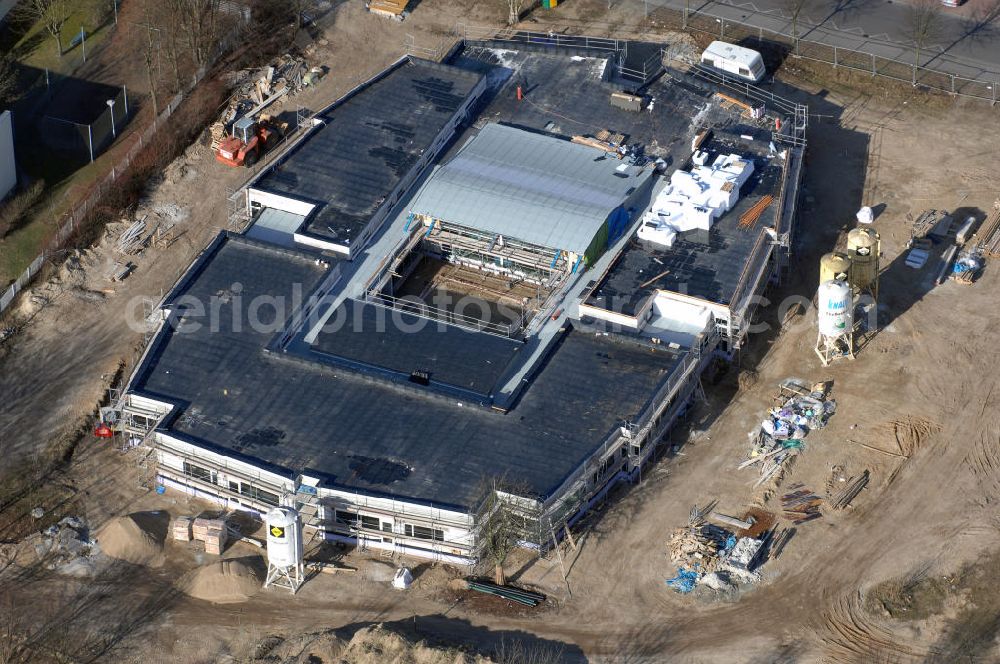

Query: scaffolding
[470,332,714,562]
[227,188,249,231]
[361,219,566,338]
[424,219,570,282]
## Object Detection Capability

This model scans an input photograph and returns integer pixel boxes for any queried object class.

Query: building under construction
[117,33,806,563]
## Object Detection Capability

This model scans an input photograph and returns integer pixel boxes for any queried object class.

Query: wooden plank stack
[977,200,1000,257]
[171,516,193,542]
[832,470,870,509]
[367,0,408,19]
[192,517,228,555]
[781,485,822,524]
[571,131,626,157]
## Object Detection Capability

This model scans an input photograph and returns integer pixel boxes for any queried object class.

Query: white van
[700,41,766,83]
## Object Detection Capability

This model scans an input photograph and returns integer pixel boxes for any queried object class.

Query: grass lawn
[14,7,113,73]
[0,158,105,286]
[0,5,119,287]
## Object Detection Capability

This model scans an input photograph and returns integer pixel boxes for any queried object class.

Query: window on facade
[335,510,358,526]
[229,481,239,492]
[183,461,216,485]
[382,522,393,533]
[404,524,444,541]
[335,511,381,531]
[739,67,750,76]
[129,414,157,431]
[239,483,279,506]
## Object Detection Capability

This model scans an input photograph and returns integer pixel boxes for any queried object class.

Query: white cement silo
[263,507,304,593]
[815,279,854,366]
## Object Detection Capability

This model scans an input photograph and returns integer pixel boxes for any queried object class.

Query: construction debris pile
[31,516,103,577]
[210,54,321,151]
[665,506,768,593]
[740,379,836,487]
[951,249,983,284]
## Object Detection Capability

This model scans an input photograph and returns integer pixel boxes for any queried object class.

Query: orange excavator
[215,115,283,167]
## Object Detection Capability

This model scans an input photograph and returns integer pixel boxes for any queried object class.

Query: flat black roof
[44,77,123,124]
[444,45,787,311]
[253,57,483,247]
[310,298,525,401]
[132,234,686,509]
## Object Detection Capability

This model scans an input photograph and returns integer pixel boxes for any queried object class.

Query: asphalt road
[644,0,1000,82]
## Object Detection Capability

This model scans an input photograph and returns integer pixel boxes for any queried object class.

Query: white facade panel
[0,111,16,200]
[248,189,316,216]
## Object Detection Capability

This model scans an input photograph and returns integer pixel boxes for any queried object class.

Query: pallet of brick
[171,516,193,542]
[192,518,227,541]
[202,527,227,555]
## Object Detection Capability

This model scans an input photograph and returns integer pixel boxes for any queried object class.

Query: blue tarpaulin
[666,567,699,593]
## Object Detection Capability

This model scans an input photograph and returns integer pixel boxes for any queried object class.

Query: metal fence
[1,14,249,318]
[651,6,999,103]
[38,86,129,162]
[0,72,200,318]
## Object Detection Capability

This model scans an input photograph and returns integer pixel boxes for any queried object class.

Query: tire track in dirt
[817,592,940,663]
[962,424,1000,508]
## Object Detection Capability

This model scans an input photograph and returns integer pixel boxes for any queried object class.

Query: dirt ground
[2,1,1000,662]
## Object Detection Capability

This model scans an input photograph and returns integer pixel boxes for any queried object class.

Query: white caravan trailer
[700,41,766,83]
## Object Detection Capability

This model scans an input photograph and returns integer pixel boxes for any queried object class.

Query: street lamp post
[107,99,117,138]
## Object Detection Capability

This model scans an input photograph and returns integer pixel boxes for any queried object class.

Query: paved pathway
[643,0,1000,82]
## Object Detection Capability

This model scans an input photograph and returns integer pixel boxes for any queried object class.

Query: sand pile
[96,512,168,567]
[180,559,262,604]
[339,625,491,664]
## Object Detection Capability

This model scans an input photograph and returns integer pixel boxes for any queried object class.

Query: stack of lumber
[977,200,1000,257]
[192,517,228,555]
[171,516,193,542]
[714,92,761,119]
[715,92,751,113]
[954,270,976,285]
[781,485,822,524]
[832,470,869,509]
[367,0,408,19]
[571,130,626,157]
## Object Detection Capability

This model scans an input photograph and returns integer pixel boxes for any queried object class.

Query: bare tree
[15,0,74,57]
[500,0,528,26]
[475,477,537,585]
[783,0,808,55]
[907,0,942,85]
[165,0,221,68]
[140,5,160,117]
[147,0,183,92]
[963,0,1000,38]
